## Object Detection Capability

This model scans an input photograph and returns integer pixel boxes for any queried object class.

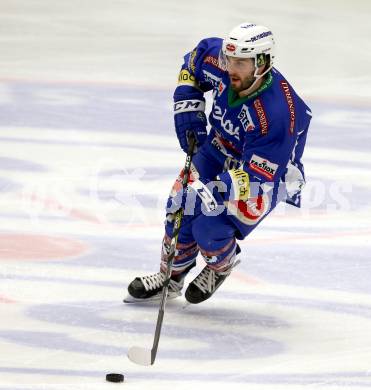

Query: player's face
[226,56,256,93]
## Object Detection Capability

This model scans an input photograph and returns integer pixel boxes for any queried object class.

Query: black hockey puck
[106,373,124,383]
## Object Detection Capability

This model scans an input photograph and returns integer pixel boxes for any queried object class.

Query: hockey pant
[160,139,286,276]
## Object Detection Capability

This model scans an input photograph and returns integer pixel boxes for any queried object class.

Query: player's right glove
[174,99,207,153]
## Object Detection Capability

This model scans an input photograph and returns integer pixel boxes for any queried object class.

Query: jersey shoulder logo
[203,55,224,71]
[188,49,197,73]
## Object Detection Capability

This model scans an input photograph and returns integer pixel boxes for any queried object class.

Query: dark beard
[230,76,256,93]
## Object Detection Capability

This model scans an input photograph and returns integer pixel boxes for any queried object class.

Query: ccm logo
[174,99,205,113]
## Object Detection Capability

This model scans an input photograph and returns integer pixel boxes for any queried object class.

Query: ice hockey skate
[185,260,240,304]
[124,263,195,303]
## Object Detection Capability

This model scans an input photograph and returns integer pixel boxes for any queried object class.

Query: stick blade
[127,346,152,366]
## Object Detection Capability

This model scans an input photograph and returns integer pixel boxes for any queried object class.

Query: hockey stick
[127,136,196,366]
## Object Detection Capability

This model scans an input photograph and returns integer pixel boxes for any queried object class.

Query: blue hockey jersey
[174,37,312,207]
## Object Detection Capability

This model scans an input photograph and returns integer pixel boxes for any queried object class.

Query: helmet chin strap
[238,65,272,97]
[238,77,262,97]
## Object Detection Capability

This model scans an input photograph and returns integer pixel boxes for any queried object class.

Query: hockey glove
[174,99,207,153]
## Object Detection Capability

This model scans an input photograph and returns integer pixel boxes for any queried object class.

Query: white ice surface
[0,1,371,389]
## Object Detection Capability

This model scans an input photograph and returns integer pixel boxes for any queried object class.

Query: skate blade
[123,291,181,304]
[123,295,161,304]
[182,301,192,309]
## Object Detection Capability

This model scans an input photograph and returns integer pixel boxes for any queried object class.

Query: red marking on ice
[20,192,159,231]
[28,194,101,224]
[0,234,88,261]
[69,209,101,223]
[232,271,264,285]
[0,295,16,304]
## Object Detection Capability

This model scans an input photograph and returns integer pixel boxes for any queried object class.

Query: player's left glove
[174,99,207,153]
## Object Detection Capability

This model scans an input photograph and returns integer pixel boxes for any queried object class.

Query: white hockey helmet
[221,23,275,77]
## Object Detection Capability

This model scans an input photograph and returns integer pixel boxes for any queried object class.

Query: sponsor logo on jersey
[226,193,269,225]
[178,69,197,87]
[248,154,278,180]
[253,99,268,135]
[212,104,240,140]
[213,132,242,155]
[204,55,224,71]
[248,31,273,42]
[238,104,255,132]
[231,169,250,201]
[202,70,221,88]
[226,43,236,52]
[190,180,218,212]
[211,136,229,156]
[218,80,226,96]
[188,49,197,73]
[280,81,295,135]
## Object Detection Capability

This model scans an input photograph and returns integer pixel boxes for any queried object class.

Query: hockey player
[125,23,312,304]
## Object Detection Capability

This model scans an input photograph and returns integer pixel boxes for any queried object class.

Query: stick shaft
[150,137,196,364]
